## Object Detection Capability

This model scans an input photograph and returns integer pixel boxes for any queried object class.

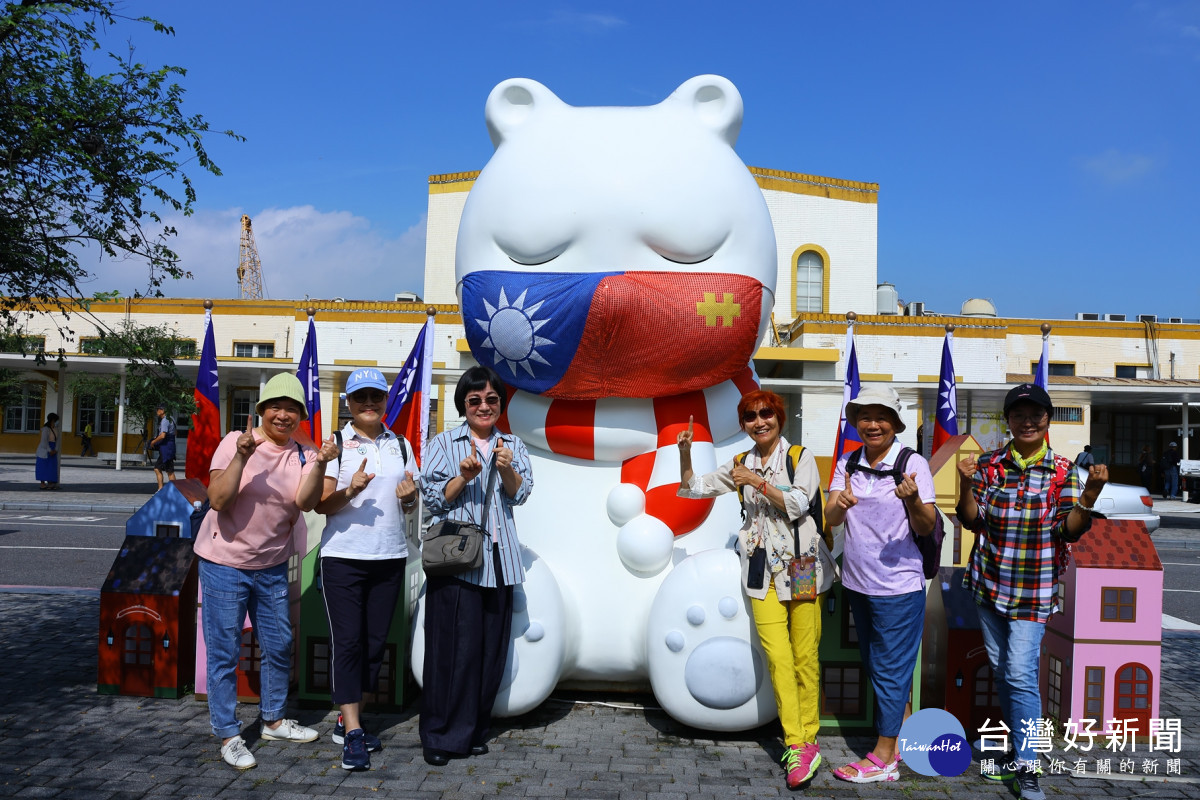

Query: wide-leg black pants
[419,545,513,754]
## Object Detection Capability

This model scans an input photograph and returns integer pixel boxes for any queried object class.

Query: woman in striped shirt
[418,365,533,766]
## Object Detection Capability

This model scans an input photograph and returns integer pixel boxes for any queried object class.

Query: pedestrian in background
[1162,441,1181,499]
[35,412,59,490]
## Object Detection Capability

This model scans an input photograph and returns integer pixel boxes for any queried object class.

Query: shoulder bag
[421,451,498,576]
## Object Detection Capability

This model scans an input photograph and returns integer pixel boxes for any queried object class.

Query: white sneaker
[220,735,257,769]
[260,718,318,743]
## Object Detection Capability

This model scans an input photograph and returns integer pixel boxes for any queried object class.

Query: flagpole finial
[426,306,437,318]
[1041,323,1052,337]
[846,311,857,323]
[203,299,213,310]
[307,306,316,319]
[945,323,954,333]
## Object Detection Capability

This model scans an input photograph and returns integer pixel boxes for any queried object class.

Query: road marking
[1163,588,1200,593]
[0,520,124,528]
[0,545,118,552]
[28,515,107,522]
[1163,613,1200,631]
[1158,561,1200,566]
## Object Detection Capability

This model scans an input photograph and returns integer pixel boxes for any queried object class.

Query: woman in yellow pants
[678,389,834,790]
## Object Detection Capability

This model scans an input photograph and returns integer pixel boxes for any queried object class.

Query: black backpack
[845,446,945,579]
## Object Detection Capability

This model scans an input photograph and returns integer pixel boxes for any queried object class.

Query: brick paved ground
[2,591,1199,799]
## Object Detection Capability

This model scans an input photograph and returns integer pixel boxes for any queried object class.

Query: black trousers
[320,556,407,706]
[420,544,513,754]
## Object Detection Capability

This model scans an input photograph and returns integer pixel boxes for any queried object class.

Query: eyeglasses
[1008,411,1049,425]
[742,407,776,423]
[467,394,501,408]
[349,389,387,403]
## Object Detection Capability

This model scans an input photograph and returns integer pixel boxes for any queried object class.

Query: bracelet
[1076,502,1094,512]
[758,480,768,495]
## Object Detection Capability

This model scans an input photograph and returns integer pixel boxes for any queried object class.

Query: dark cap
[1003,383,1053,417]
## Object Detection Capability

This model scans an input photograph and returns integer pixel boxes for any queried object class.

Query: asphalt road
[0,511,127,590]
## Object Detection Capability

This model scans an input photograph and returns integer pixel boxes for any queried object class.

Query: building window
[795,250,824,313]
[1113,414,1155,466]
[231,389,256,433]
[77,396,116,436]
[1055,406,1084,423]
[4,382,44,433]
[820,663,864,716]
[234,342,274,358]
[1115,365,1151,379]
[1046,655,1063,720]
[1101,587,1137,622]
[1085,667,1104,718]
[0,333,45,355]
[1030,362,1075,377]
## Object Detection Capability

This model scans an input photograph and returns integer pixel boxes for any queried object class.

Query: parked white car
[1078,468,1159,534]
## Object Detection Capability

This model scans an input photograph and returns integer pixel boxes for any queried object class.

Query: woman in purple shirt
[824,385,937,784]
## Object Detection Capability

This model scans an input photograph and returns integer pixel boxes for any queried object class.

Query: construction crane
[237,214,266,300]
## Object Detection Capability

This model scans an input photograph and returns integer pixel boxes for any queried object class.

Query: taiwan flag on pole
[1034,333,1050,390]
[186,308,220,485]
[932,330,959,456]
[297,315,322,445]
[831,323,863,481]
[385,312,434,465]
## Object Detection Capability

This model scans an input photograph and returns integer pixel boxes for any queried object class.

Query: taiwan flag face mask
[460,269,764,401]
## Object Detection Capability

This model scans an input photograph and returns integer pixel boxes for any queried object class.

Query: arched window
[795,250,824,313]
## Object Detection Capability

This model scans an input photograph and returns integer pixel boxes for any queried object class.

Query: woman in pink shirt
[825,385,937,784]
[194,373,339,770]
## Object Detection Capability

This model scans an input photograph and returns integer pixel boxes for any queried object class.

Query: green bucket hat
[256,372,308,420]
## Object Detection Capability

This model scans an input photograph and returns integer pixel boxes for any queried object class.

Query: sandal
[833,752,900,783]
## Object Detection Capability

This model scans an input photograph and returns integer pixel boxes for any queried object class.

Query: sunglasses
[349,389,387,403]
[467,394,501,408]
[742,407,776,423]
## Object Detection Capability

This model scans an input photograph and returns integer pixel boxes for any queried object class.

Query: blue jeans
[1164,467,1180,498]
[846,588,926,738]
[199,558,292,739]
[974,603,1046,764]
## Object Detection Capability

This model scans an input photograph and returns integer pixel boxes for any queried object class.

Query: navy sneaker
[1015,766,1045,800]
[332,714,381,751]
[341,729,370,771]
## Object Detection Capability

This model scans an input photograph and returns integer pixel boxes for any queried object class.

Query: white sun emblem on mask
[474,287,555,378]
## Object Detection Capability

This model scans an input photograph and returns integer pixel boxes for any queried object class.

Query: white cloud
[1080,149,1157,185]
[90,206,427,302]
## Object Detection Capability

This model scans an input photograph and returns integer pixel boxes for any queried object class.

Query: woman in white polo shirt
[315,368,419,771]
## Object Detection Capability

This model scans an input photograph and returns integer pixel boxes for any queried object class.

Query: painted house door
[971,662,1003,737]
[238,627,262,698]
[121,623,155,695]
[1115,662,1152,736]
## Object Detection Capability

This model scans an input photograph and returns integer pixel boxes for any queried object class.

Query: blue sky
[89,1,1200,321]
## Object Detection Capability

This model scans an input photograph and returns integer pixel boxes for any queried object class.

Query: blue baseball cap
[345,368,388,395]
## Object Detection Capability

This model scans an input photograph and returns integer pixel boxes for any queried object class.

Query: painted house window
[123,623,153,666]
[820,663,864,716]
[795,250,824,313]
[234,342,274,358]
[4,382,44,432]
[307,638,331,691]
[1101,587,1137,622]
[1085,667,1105,718]
[1046,655,1063,720]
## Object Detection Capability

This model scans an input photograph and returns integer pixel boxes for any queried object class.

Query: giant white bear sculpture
[412,76,781,731]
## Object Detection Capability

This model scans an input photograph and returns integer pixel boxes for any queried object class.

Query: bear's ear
[484,78,565,148]
[665,75,744,146]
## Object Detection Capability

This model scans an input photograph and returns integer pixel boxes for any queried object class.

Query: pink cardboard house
[1042,518,1161,738]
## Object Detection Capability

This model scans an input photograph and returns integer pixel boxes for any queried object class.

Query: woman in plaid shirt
[956,383,1107,800]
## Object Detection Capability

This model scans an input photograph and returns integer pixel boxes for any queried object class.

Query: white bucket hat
[845,385,906,433]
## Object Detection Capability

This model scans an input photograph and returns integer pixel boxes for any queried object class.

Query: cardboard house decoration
[921,566,1004,737]
[125,478,208,539]
[1041,518,1162,735]
[97,536,198,698]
